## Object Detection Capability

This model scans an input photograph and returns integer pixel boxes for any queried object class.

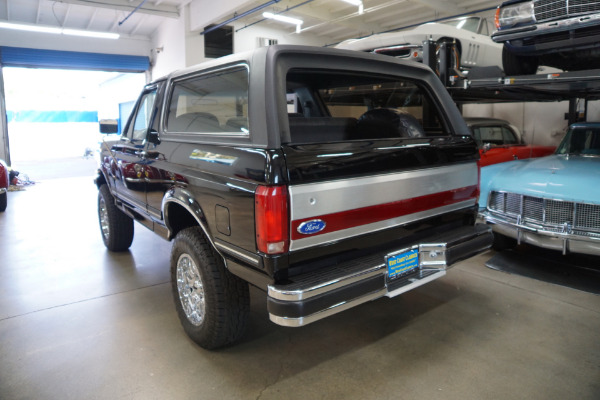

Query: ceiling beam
[409,0,468,15]
[53,0,180,19]
[36,0,43,23]
[299,0,407,35]
[62,4,73,26]
[86,8,98,29]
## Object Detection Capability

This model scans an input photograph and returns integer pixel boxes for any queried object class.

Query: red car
[464,117,555,167]
[0,159,8,212]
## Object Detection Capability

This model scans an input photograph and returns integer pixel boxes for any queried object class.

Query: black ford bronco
[95,45,492,349]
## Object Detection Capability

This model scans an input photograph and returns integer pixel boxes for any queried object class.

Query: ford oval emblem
[297,219,326,235]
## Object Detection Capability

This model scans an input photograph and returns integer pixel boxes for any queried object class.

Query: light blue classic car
[478,122,600,256]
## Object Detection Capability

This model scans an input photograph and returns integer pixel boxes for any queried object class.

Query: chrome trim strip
[215,241,260,267]
[290,199,476,251]
[268,265,384,301]
[289,163,477,221]
[494,13,600,41]
[269,289,388,327]
[482,211,600,245]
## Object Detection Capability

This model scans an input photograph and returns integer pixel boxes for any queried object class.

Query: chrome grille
[577,203,600,229]
[523,196,543,222]
[487,191,600,235]
[534,0,600,23]
[545,199,574,224]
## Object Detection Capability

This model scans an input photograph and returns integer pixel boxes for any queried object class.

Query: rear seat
[288,117,357,143]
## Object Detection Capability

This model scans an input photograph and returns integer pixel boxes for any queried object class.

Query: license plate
[386,248,419,280]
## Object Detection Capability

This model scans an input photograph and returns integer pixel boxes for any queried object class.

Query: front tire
[0,191,6,212]
[502,45,539,76]
[98,184,134,251]
[170,227,250,349]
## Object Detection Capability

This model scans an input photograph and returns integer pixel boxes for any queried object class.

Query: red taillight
[255,185,289,255]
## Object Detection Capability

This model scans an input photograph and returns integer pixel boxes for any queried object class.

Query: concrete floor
[1,168,599,400]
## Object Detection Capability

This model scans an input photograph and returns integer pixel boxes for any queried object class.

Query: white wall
[189,0,257,32]
[155,5,335,72]
[150,8,188,80]
[463,100,600,146]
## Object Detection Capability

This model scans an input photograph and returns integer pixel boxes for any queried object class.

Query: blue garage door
[0,46,149,72]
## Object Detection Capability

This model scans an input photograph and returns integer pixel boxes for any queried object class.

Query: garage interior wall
[0,1,597,153]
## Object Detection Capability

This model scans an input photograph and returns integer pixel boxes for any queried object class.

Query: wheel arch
[95,169,108,188]
[438,36,462,55]
[162,187,212,242]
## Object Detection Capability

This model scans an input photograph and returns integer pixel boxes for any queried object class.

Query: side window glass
[478,126,503,145]
[130,90,157,142]
[472,127,482,146]
[166,67,249,134]
[501,127,519,144]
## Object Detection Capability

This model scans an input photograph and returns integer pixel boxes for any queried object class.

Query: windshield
[556,126,600,156]
[440,17,481,33]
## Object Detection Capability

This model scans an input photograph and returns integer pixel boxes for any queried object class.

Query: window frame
[163,63,251,139]
[122,85,160,144]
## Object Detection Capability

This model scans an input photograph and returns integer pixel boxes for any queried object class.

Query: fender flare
[162,186,212,242]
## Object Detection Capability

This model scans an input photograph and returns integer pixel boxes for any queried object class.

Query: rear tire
[170,227,250,349]
[98,184,134,251]
[502,45,539,76]
[0,191,6,212]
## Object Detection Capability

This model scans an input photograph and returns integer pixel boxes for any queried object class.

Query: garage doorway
[3,67,145,181]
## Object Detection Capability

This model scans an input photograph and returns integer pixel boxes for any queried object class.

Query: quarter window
[167,67,249,135]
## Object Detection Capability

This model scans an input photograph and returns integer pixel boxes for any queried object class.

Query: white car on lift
[336,16,503,74]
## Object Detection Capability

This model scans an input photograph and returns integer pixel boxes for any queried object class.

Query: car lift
[423,39,600,124]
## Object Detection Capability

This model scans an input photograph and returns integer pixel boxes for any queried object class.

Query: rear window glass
[166,66,249,135]
[285,69,448,143]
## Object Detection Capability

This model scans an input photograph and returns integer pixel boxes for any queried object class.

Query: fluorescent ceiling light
[63,29,119,39]
[340,0,364,14]
[263,12,303,26]
[0,21,119,39]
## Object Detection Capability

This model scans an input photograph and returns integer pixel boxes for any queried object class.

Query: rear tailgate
[283,138,480,252]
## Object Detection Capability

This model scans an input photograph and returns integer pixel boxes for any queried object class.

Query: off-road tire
[502,45,539,76]
[98,184,134,251]
[170,227,250,350]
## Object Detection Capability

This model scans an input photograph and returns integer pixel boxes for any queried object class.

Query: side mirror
[99,119,119,134]
[482,143,492,153]
[146,129,161,145]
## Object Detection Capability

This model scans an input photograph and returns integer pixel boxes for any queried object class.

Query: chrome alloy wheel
[99,196,110,239]
[176,253,205,326]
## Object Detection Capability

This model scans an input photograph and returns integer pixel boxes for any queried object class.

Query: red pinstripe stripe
[291,185,478,240]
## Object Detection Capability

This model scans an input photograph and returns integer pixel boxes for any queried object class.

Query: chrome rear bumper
[267,224,492,327]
